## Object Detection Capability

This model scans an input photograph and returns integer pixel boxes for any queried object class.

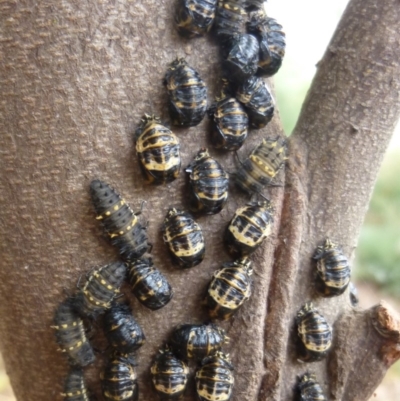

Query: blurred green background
[1,0,399,400]
[269,1,400,398]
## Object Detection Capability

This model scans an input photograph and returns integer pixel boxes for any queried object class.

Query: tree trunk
[0,0,399,400]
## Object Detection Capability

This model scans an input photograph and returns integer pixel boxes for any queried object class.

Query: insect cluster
[291,238,354,398]
[52,260,146,400]
[150,323,233,400]
[181,5,355,393]
[52,182,174,400]
[50,0,288,397]
[49,0,349,399]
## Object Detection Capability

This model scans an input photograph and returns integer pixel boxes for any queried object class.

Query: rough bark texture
[0,1,399,401]
[329,302,400,400]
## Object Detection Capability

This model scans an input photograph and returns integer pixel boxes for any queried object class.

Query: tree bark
[0,1,399,401]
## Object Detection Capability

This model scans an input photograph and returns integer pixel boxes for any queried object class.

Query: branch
[261,0,400,399]
[329,302,400,400]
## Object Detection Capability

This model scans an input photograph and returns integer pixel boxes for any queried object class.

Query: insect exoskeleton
[236,76,275,128]
[150,347,189,400]
[162,208,205,268]
[205,256,253,320]
[313,239,351,297]
[74,262,127,318]
[296,303,332,362]
[297,373,327,401]
[135,115,181,185]
[195,352,234,401]
[175,0,218,38]
[214,0,246,44]
[244,0,265,11]
[208,92,249,151]
[224,200,274,258]
[101,353,138,401]
[103,303,146,354]
[186,148,229,215]
[164,58,207,126]
[349,282,359,307]
[247,9,286,77]
[222,33,259,83]
[169,323,228,361]
[61,369,92,401]
[90,180,150,261]
[128,257,174,310]
[235,136,287,195]
[52,299,95,367]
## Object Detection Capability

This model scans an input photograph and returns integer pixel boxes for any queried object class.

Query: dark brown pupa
[169,323,228,361]
[163,208,205,268]
[313,239,351,297]
[214,0,246,44]
[186,149,229,215]
[296,303,332,362]
[164,58,207,126]
[103,303,146,354]
[195,352,234,401]
[128,257,174,310]
[222,33,260,83]
[224,200,274,258]
[247,9,286,77]
[297,373,327,401]
[101,353,138,401]
[150,347,189,399]
[175,0,218,38]
[135,115,181,185]
[205,257,253,320]
[209,94,249,151]
[236,76,275,128]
